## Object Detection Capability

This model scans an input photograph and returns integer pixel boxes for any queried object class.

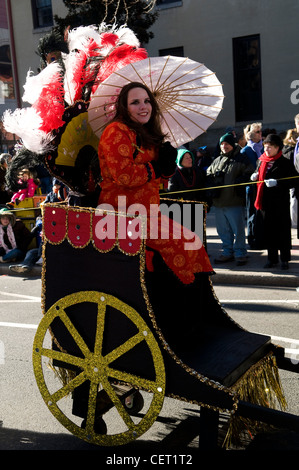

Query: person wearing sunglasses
[241,123,263,247]
[241,122,263,167]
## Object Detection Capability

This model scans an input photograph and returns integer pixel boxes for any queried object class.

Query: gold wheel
[33,291,166,446]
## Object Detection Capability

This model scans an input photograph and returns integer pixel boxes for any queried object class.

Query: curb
[211,268,299,287]
[1,263,298,288]
[0,264,42,277]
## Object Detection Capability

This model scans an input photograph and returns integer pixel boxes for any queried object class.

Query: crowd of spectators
[1,116,298,274]
[167,120,299,269]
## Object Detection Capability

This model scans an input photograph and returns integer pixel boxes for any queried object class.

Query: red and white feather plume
[2,23,147,156]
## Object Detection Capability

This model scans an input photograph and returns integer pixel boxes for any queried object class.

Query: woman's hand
[250,172,259,181]
[264,179,277,187]
[152,142,177,178]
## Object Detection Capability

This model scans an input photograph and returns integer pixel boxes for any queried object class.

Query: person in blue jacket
[241,123,264,246]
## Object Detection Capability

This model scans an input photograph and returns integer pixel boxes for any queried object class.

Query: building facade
[1,0,299,151]
[0,0,66,151]
[147,0,299,148]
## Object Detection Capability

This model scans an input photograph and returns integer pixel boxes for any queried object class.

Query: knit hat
[196,145,207,154]
[263,133,283,150]
[0,207,16,226]
[176,149,194,168]
[219,133,235,148]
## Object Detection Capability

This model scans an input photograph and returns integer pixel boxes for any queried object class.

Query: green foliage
[53,0,158,44]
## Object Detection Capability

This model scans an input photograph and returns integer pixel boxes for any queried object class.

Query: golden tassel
[47,361,77,388]
[224,353,287,448]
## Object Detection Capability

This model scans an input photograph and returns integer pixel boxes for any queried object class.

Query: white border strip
[0,291,40,301]
[0,321,37,329]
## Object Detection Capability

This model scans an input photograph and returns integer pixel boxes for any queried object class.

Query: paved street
[0,275,213,455]
[213,283,299,419]
[0,205,299,456]
[0,269,298,454]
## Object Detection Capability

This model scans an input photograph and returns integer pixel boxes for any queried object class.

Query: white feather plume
[2,107,53,154]
[67,25,103,52]
[3,22,142,155]
[63,51,80,106]
[114,25,140,48]
[22,62,64,105]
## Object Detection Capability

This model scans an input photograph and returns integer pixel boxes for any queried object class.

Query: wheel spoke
[38,347,85,369]
[107,366,161,394]
[58,309,91,357]
[85,381,99,433]
[104,331,145,365]
[94,302,107,356]
[103,378,135,429]
[49,371,86,403]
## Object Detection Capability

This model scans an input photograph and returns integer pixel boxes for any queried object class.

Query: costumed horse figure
[3,24,299,450]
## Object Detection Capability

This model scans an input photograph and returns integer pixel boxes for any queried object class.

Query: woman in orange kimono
[98,82,213,284]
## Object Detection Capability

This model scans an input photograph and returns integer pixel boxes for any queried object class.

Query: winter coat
[168,149,206,201]
[206,144,254,207]
[240,145,259,167]
[255,154,296,251]
[0,219,33,255]
[282,144,299,191]
[282,144,296,163]
[11,178,39,203]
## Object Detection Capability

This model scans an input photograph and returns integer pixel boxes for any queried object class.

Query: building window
[159,46,184,57]
[0,44,15,100]
[233,34,263,122]
[32,0,53,29]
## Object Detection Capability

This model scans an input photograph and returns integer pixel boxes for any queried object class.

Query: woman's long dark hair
[113,82,167,148]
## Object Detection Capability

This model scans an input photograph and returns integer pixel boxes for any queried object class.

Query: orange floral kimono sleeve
[99,122,213,285]
[99,122,155,188]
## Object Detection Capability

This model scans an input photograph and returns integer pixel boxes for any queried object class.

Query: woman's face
[127,87,152,125]
[181,153,193,168]
[251,128,262,143]
[264,143,279,157]
[0,216,10,226]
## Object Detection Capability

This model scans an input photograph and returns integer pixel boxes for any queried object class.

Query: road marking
[284,348,299,355]
[0,323,297,352]
[0,294,297,349]
[0,291,40,301]
[0,321,37,329]
[221,299,299,304]
[0,300,41,302]
[220,299,299,346]
[271,335,299,345]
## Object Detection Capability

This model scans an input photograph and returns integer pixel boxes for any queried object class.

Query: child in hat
[0,208,33,263]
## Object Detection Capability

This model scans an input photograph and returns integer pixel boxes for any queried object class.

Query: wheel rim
[33,291,166,446]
